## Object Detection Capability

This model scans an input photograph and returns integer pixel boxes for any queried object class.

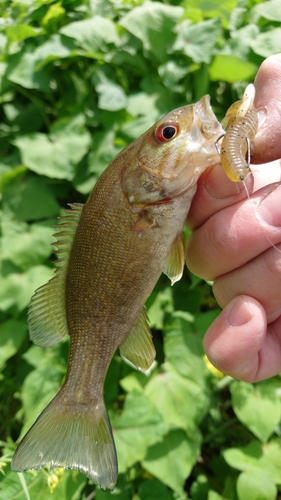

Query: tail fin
[11,391,117,490]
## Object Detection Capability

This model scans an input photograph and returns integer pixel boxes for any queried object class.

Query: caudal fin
[11,391,117,490]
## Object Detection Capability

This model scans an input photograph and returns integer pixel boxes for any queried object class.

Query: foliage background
[1,0,281,499]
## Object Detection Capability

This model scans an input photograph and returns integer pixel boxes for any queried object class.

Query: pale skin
[186,53,281,383]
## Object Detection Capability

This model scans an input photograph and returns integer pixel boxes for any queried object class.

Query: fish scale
[11,96,223,490]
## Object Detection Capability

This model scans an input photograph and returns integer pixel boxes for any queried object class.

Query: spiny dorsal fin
[162,232,187,285]
[120,308,155,372]
[28,203,83,348]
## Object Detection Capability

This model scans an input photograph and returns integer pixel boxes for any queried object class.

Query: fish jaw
[121,95,224,205]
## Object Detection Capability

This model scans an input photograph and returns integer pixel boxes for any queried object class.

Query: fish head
[122,96,224,204]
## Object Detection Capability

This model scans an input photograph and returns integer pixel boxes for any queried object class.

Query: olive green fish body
[11,96,223,490]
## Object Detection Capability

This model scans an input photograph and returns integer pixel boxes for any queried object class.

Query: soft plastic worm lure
[217,84,259,182]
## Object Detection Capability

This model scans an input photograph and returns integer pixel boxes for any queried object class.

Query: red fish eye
[155,123,179,143]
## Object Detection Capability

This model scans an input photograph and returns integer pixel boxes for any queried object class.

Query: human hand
[186,54,281,382]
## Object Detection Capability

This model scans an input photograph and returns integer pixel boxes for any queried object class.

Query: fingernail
[226,297,253,327]
[258,184,281,227]
[257,107,267,132]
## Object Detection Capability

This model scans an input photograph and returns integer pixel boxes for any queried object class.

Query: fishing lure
[218,85,281,255]
[217,83,258,182]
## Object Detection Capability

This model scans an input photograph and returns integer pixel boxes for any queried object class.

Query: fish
[11,96,223,490]
[219,83,258,182]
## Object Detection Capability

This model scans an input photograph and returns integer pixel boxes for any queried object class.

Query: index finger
[186,163,253,230]
[252,53,281,163]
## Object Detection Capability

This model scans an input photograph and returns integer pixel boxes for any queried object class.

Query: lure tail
[11,390,117,490]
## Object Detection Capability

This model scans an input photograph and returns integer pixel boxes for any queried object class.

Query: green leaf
[251,0,281,23]
[138,478,174,500]
[0,319,27,372]
[7,49,50,91]
[88,129,121,176]
[112,391,168,473]
[20,344,66,437]
[209,55,257,82]
[32,34,77,69]
[14,115,91,180]
[60,16,119,52]
[144,362,209,432]
[96,81,127,111]
[172,18,222,64]
[263,438,281,484]
[120,2,184,62]
[6,35,77,90]
[223,441,271,473]
[142,428,201,495]
[0,468,86,500]
[1,175,60,221]
[2,222,54,270]
[42,3,66,27]
[119,370,150,393]
[249,28,281,58]
[6,25,41,44]
[145,286,173,330]
[180,0,237,27]
[164,312,208,383]
[231,381,281,443]
[0,265,53,312]
[236,470,276,500]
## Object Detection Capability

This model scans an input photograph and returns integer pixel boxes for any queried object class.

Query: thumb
[253,53,281,163]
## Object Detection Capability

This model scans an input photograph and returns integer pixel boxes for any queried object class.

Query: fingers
[213,243,281,323]
[186,163,253,230]
[253,53,281,163]
[186,182,281,281]
[203,296,281,382]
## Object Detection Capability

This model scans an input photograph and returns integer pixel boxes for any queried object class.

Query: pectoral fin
[28,204,83,348]
[162,232,187,285]
[134,212,157,235]
[120,308,155,372]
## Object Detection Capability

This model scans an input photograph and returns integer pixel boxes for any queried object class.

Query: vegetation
[1,0,281,498]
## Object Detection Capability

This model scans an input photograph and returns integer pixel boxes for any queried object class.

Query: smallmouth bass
[11,97,223,490]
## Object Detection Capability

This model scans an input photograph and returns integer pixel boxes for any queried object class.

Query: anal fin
[162,232,187,285]
[120,308,155,372]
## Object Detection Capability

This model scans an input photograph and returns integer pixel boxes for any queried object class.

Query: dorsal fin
[28,203,83,348]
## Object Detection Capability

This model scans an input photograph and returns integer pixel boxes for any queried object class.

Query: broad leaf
[223,441,275,475]
[14,115,91,180]
[120,2,183,62]
[209,55,257,82]
[112,391,168,473]
[0,319,27,372]
[60,16,119,52]
[0,266,53,312]
[249,28,281,58]
[7,49,50,91]
[236,470,276,500]
[20,345,66,437]
[251,0,281,22]
[231,381,281,443]
[142,428,201,495]
[2,222,54,270]
[172,19,222,64]
[96,81,127,111]
[144,362,209,432]
[1,175,60,221]
[164,312,208,383]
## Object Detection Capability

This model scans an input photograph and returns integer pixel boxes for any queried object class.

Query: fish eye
[155,123,179,143]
